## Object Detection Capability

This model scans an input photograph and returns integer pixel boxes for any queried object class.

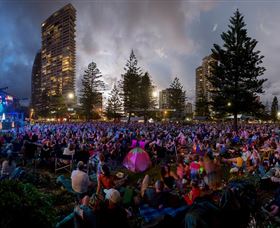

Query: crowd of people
[1,122,280,227]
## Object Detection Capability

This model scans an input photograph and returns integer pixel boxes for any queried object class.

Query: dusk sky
[1,0,280,105]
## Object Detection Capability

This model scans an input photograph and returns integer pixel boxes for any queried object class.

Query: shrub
[0,180,56,228]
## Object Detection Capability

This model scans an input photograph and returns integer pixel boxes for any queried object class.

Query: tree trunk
[233,112,238,132]
[144,111,147,124]
[128,112,131,123]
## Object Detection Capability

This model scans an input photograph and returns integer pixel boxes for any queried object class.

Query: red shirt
[184,188,201,205]
[98,175,114,189]
[190,161,200,171]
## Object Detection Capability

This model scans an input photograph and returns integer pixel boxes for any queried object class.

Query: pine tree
[50,95,67,118]
[106,84,122,121]
[208,10,266,130]
[79,62,104,120]
[271,96,278,122]
[169,77,186,119]
[120,50,142,123]
[139,72,156,122]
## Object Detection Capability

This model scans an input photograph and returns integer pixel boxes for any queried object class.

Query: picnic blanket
[139,204,189,223]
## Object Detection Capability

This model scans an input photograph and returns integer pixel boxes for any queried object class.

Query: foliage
[195,94,210,117]
[208,9,266,130]
[120,50,142,122]
[169,77,186,119]
[138,72,156,122]
[49,95,68,118]
[0,180,56,228]
[271,96,279,122]
[106,84,123,120]
[79,61,105,120]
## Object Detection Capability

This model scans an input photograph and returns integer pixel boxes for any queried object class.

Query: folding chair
[55,154,74,174]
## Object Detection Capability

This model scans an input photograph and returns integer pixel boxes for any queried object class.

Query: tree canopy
[208,9,266,130]
[271,96,279,122]
[79,61,104,120]
[169,77,186,119]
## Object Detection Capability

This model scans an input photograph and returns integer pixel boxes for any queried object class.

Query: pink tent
[131,139,137,148]
[123,147,151,172]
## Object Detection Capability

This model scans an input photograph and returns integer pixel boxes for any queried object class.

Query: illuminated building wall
[41,3,76,110]
[159,89,173,109]
[195,66,204,104]
[195,55,216,114]
[31,50,42,113]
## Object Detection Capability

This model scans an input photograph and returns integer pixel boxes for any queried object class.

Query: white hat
[104,188,121,204]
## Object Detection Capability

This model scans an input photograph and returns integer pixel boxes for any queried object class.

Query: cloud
[1,0,280,107]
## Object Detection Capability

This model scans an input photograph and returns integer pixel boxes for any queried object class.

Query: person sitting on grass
[263,188,280,218]
[190,155,201,180]
[0,155,16,180]
[184,179,201,206]
[96,164,114,195]
[98,188,129,228]
[222,152,244,174]
[161,164,179,190]
[56,195,96,228]
[143,179,170,209]
[71,161,93,195]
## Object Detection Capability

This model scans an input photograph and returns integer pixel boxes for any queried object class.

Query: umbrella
[123,147,151,172]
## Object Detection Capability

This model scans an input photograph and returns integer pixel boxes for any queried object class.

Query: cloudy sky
[0,0,280,105]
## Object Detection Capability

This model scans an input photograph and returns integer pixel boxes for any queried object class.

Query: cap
[104,188,121,204]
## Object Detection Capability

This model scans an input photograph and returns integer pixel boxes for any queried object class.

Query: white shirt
[1,160,16,177]
[63,148,75,156]
[71,169,89,193]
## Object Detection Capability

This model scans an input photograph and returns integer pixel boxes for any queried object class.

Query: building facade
[195,55,216,115]
[186,102,193,114]
[31,50,42,112]
[159,89,173,109]
[195,66,204,104]
[40,3,76,112]
[201,55,215,103]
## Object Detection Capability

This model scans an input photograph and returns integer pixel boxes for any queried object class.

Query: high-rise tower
[195,55,216,115]
[41,3,76,110]
[31,50,42,113]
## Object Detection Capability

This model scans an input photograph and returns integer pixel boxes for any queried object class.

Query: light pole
[68,92,74,100]
[152,90,159,109]
[67,92,75,120]
[163,110,168,121]
[152,91,158,98]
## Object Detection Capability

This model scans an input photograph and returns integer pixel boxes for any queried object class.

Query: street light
[227,102,231,107]
[152,91,158,98]
[68,92,74,100]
